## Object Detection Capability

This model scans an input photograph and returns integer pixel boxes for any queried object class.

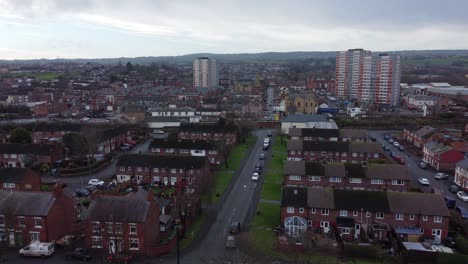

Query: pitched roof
[301,128,340,138]
[0,191,55,216]
[282,114,328,123]
[414,126,438,139]
[302,141,349,152]
[333,189,390,213]
[348,142,381,154]
[340,129,367,138]
[344,163,366,178]
[0,143,57,155]
[366,164,410,180]
[281,187,308,207]
[456,159,468,169]
[149,138,216,150]
[288,128,302,137]
[117,154,206,169]
[307,188,334,209]
[324,163,345,177]
[387,192,449,217]
[287,140,303,151]
[0,168,32,183]
[178,123,237,133]
[305,162,325,176]
[86,195,150,222]
[284,161,305,175]
[424,142,453,155]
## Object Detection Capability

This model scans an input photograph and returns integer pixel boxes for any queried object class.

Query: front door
[163,177,168,185]
[30,232,39,242]
[354,224,361,239]
[320,221,330,233]
[8,230,15,247]
[432,229,442,243]
[136,175,143,184]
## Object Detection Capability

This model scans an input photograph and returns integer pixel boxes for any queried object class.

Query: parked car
[107,254,133,264]
[398,145,405,151]
[418,162,428,169]
[66,248,92,261]
[263,143,269,150]
[444,196,456,209]
[267,131,272,137]
[398,159,406,165]
[83,185,97,192]
[392,155,401,161]
[88,179,104,186]
[393,142,400,147]
[225,235,236,248]
[389,138,395,143]
[434,173,449,180]
[418,177,430,185]
[457,191,468,202]
[229,222,241,234]
[259,153,265,160]
[19,241,54,258]
[384,145,391,151]
[384,135,390,140]
[455,206,468,219]
[120,146,131,151]
[75,188,90,197]
[252,172,260,181]
[153,129,164,134]
[449,185,460,193]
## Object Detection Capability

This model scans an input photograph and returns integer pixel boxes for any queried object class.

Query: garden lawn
[261,136,287,201]
[210,136,254,203]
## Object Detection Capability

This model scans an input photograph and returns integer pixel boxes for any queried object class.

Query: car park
[457,191,468,202]
[418,177,430,185]
[252,172,259,181]
[66,248,92,261]
[449,185,460,193]
[434,173,449,180]
[88,179,104,186]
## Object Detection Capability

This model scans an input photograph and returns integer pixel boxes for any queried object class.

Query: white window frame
[153,168,159,172]
[129,223,137,235]
[434,216,442,223]
[340,210,348,217]
[287,207,294,213]
[329,177,342,183]
[423,215,428,221]
[371,179,384,185]
[322,209,329,215]
[311,208,316,214]
[289,175,301,181]
[392,179,404,185]
[299,208,304,213]
[353,211,358,217]
[409,214,415,220]
[376,212,384,219]
[129,238,139,250]
[91,236,102,248]
[396,213,404,221]
[34,217,42,228]
[349,178,362,184]
[342,228,350,234]
[309,176,321,181]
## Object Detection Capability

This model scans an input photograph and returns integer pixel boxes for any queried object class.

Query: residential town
[0,46,467,264]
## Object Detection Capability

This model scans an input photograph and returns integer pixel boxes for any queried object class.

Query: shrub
[455,234,468,254]
[343,244,378,259]
[437,252,468,264]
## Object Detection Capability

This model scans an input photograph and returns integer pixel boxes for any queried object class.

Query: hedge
[60,158,110,174]
[455,234,468,254]
[437,252,468,264]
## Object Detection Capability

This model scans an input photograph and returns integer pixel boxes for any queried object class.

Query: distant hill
[2,50,468,65]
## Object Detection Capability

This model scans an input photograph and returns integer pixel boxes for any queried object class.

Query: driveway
[369,130,459,202]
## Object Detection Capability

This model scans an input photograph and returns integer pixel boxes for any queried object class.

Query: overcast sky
[1,0,468,59]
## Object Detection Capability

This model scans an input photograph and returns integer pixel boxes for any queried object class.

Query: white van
[19,241,55,258]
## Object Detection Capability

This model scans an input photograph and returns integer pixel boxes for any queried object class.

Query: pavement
[369,130,460,202]
[42,139,152,190]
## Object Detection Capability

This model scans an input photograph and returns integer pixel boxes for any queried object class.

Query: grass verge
[179,213,207,249]
[209,136,255,203]
[260,135,286,201]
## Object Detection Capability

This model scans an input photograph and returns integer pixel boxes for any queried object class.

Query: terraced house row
[115,154,212,186]
[281,187,449,243]
[283,161,410,191]
[287,140,382,162]
[288,128,368,142]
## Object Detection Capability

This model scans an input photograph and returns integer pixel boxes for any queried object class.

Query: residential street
[42,139,152,190]
[369,130,459,202]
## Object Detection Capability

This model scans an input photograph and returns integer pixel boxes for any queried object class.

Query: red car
[107,254,133,264]
[398,159,406,165]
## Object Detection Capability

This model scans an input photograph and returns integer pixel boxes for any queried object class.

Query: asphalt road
[169,129,272,263]
[369,130,460,202]
[42,139,151,190]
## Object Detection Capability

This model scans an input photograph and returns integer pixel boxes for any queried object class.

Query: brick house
[115,154,211,187]
[285,93,318,114]
[32,123,80,144]
[283,161,410,191]
[177,123,238,146]
[149,138,222,165]
[289,128,368,142]
[280,187,449,243]
[0,184,75,247]
[0,143,64,168]
[0,168,41,191]
[84,188,160,256]
[287,140,382,162]
[403,126,438,148]
[98,128,134,154]
[454,159,468,191]
[423,142,465,172]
